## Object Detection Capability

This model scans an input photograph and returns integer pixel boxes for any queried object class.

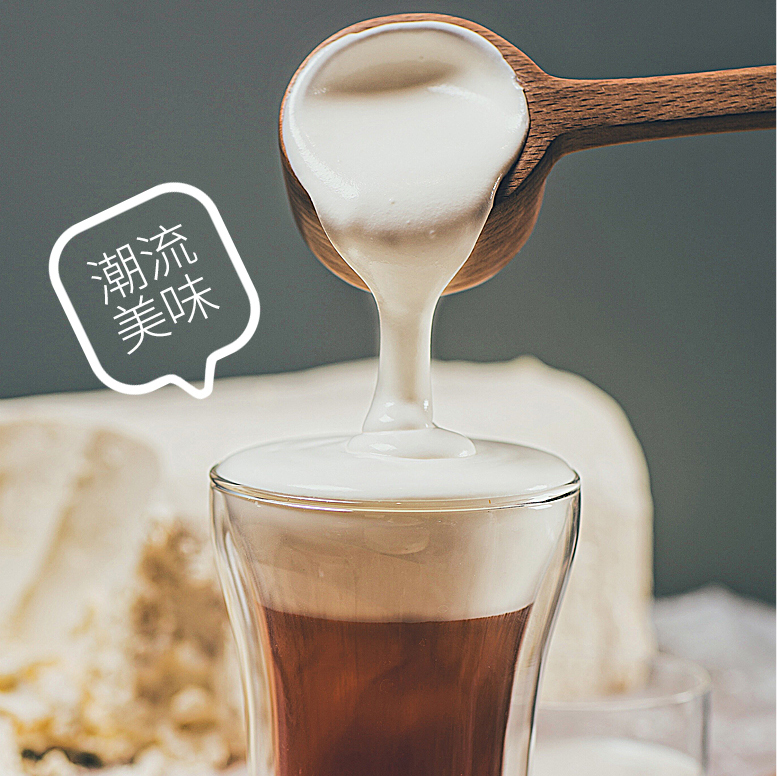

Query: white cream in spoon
[282,21,529,458]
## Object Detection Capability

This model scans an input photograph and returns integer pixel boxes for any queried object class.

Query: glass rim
[538,653,711,713]
[209,467,580,513]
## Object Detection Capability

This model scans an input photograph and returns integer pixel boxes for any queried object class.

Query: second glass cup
[211,448,579,776]
[533,653,710,775]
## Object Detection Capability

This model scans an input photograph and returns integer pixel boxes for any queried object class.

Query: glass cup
[532,653,711,776]
[211,453,579,776]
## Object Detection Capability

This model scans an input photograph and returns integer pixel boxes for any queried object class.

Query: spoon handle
[541,65,775,154]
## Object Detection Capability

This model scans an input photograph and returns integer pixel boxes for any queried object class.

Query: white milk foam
[216,22,577,619]
[218,436,574,503]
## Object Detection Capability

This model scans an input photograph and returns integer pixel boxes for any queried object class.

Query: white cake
[0,357,655,772]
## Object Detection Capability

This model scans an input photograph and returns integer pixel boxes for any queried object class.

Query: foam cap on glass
[210,467,579,776]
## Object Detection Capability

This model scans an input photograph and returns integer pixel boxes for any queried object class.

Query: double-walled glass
[211,463,579,776]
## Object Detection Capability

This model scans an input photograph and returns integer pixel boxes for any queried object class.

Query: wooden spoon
[279,12,775,294]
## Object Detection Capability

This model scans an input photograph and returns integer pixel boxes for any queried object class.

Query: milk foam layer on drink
[217,437,576,620]
[217,436,576,503]
[217,466,572,620]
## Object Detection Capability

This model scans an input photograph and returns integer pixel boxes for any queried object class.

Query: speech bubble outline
[49,182,260,399]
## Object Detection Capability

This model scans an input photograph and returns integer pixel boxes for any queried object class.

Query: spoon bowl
[280,13,775,293]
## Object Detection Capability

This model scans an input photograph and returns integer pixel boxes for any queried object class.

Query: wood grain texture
[279,13,776,293]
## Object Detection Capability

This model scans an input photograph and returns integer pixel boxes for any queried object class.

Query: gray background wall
[1,1,774,601]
